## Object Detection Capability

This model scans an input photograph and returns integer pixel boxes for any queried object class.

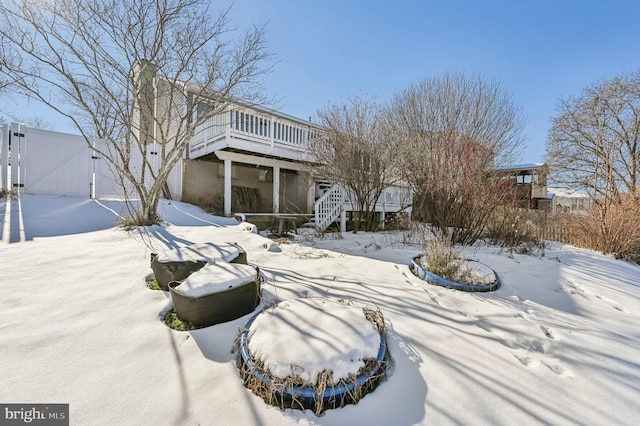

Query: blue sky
[3,0,640,163]
[220,0,640,162]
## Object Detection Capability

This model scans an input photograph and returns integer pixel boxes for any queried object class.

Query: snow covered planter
[151,242,246,291]
[237,298,391,416]
[168,262,261,327]
[411,255,500,292]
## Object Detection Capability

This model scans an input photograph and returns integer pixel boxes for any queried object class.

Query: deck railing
[189,105,320,159]
[314,184,412,230]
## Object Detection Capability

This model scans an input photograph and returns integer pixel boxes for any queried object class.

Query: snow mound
[247,298,380,385]
[154,242,242,264]
[173,262,256,297]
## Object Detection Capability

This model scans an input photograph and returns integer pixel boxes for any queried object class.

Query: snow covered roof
[547,187,590,198]
[492,162,547,172]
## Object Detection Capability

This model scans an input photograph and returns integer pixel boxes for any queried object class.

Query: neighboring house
[547,187,591,214]
[492,163,550,210]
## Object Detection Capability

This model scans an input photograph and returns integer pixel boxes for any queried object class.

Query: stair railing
[314,184,346,230]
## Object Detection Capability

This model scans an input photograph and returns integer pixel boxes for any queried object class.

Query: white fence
[0,123,171,199]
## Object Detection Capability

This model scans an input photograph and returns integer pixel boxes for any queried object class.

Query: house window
[196,101,214,119]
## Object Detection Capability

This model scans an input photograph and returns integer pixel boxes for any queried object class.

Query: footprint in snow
[543,361,573,377]
[426,292,441,307]
[513,351,572,377]
[514,354,538,368]
[541,326,555,339]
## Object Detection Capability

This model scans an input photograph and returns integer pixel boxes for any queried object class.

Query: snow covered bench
[169,262,261,327]
[150,242,246,291]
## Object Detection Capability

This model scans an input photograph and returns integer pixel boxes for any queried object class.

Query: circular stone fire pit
[237,298,391,415]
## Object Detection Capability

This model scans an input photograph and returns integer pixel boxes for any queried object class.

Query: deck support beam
[273,165,280,214]
[224,158,232,216]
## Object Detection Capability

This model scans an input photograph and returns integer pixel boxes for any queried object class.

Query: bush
[486,207,545,255]
[564,197,640,262]
[422,234,466,281]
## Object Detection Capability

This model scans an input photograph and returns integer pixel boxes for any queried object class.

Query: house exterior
[547,187,591,214]
[493,163,550,210]
[180,100,412,230]
[182,99,321,216]
[131,62,412,230]
[1,67,411,232]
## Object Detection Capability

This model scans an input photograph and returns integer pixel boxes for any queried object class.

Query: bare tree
[547,71,640,258]
[0,0,272,224]
[0,37,9,91]
[311,97,401,232]
[10,116,56,131]
[387,72,526,244]
[547,71,640,205]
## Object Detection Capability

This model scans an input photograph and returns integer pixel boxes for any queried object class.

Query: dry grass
[557,198,640,262]
[424,236,463,277]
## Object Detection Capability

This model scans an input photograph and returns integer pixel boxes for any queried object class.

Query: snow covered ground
[1,194,640,425]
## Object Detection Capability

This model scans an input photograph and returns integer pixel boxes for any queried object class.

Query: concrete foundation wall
[181,157,310,214]
[181,159,223,206]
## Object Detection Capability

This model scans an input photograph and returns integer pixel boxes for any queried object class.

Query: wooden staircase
[313,184,346,231]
